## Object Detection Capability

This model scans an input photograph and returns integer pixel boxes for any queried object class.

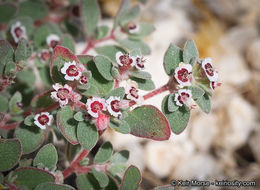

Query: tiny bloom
[210,81,221,90]
[46,34,60,50]
[106,96,122,118]
[61,61,82,81]
[125,80,143,104]
[79,75,88,84]
[34,112,53,129]
[134,55,145,70]
[69,90,82,103]
[10,21,27,43]
[51,83,72,107]
[174,89,194,109]
[96,112,110,131]
[202,58,218,82]
[174,63,193,86]
[127,22,139,34]
[86,97,106,118]
[38,49,50,62]
[116,52,135,67]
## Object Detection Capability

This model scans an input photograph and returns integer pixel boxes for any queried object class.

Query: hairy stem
[143,84,169,100]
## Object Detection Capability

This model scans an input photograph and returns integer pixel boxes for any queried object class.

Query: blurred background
[77,0,260,189]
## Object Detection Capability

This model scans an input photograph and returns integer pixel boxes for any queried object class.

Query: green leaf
[130,70,151,80]
[109,120,130,134]
[0,94,8,112]
[16,69,36,86]
[113,0,130,29]
[94,142,113,164]
[9,91,23,115]
[74,112,85,122]
[61,34,75,53]
[162,95,190,134]
[92,168,109,188]
[105,87,125,99]
[119,5,140,26]
[81,0,100,37]
[0,3,16,24]
[117,38,151,55]
[14,167,55,190]
[120,165,141,190]
[163,44,183,75]
[124,105,171,140]
[4,62,16,77]
[15,124,45,154]
[109,163,127,176]
[31,90,55,109]
[77,122,98,151]
[188,86,205,100]
[15,38,33,62]
[0,138,22,172]
[18,0,47,20]
[0,40,14,75]
[129,22,155,40]
[167,93,178,112]
[95,45,126,63]
[183,40,198,65]
[57,106,79,145]
[95,25,109,40]
[24,115,34,126]
[130,77,155,91]
[33,143,58,169]
[110,150,129,163]
[94,55,114,81]
[38,66,53,86]
[195,93,211,113]
[35,182,75,190]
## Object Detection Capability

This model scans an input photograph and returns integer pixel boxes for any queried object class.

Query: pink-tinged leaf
[96,113,110,131]
[56,106,79,145]
[50,45,80,83]
[124,105,171,141]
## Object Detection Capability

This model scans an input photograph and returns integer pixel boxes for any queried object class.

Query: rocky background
[78,0,260,189]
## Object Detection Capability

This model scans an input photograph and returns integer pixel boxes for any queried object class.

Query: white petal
[174,94,183,107]
[34,114,40,120]
[34,120,46,130]
[129,25,140,34]
[46,34,60,46]
[52,83,63,91]
[116,52,123,66]
[59,99,68,107]
[64,84,72,92]
[47,115,53,126]
[71,60,77,65]
[64,75,75,81]
[87,109,98,118]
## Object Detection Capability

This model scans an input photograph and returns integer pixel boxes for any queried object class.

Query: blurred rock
[246,39,260,70]
[249,127,260,163]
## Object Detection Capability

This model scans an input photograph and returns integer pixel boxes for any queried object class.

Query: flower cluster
[116,52,145,71]
[10,21,27,43]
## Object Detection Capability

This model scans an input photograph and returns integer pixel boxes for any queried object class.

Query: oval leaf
[15,38,33,62]
[183,40,198,65]
[130,71,151,80]
[105,87,125,99]
[195,93,211,113]
[130,77,155,91]
[188,86,205,100]
[117,38,151,55]
[110,150,129,164]
[91,168,109,188]
[95,45,126,63]
[0,40,14,74]
[120,165,141,190]
[124,105,170,140]
[35,182,75,190]
[94,55,114,80]
[0,3,16,24]
[167,93,178,112]
[94,141,113,164]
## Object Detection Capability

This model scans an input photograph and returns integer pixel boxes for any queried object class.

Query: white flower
[106,96,122,118]
[51,83,72,107]
[174,89,194,109]
[46,34,60,50]
[10,21,27,43]
[125,79,143,104]
[34,112,53,129]
[116,52,135,67]
[127,22,139,34]
[210,81,221,90]
[202,58,218,82]
[86,97,106,118]
[61,61,82,81]
[133,55,145,70]
[174,63,193,87]
[38,49,50,62]
[79,75,88,84]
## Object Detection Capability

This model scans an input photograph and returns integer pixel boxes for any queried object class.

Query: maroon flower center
[66,65,79,77]
[14,27,23,38]
[211,82,216,89]
[205,63,214,76]
[119,55,133,66]
[41,51,50,61]
[71,5,80,17]
[50,40,58,49]
[178,92,190,104]
[136,57,144,69]
[38,114,49,125]
[110,100,120,113]
[91,101,103,113]
[80,76,88,84]
[129,87,139,99]
[57,88,69,101]
[177,68,190,82]
[127,22,137,30]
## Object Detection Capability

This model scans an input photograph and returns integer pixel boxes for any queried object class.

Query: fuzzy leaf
[15,124,45,154]
[95,25,109,39]
[94,55,114,81]
[113,0,130,28]
[33,143,58,169]
[92,168,109,188]
[183,40,198,65]
[124,105,171,140]
[162,95,190,134]
[163,44,183,75]
[109,120,130,134]
[0,3,16,23]
[14,167,55,190]
[61,34,75,53]
[74,112,85,122]
[167,93,178,112]
[0,40,14,74]
[120,165,141,190]
[110,150,129,163]
[56,106,79,145]
[16,69,36,86]
[4,62,16,77]
[15,38,33,62]
[95,45,126,63]
[131,77,155,91]
[0,94,8,112]
[117,38,151,55]
[24,115,34,126]
[0,138,22,172]
[195,93,211,113]
[105,87,125,99]
[81,0,100,37]
[119,5,140,26]
[77,122,98,151]
[38,66,53,86]
[9,91,23,115]
[94,142,113,164]
[109,163,127,176]
[35,182,75,190]
[129,22,155,40]
[188,86,205,99]
[130,70,151,80]
[18,0,47,20]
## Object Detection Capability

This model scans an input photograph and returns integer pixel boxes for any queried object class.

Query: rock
[246,39,260,70]
[249,127,260,163]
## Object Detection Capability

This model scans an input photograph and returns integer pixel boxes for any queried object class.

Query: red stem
[37,102,59,113]
[143,84,169,100]
[0,122,21,130]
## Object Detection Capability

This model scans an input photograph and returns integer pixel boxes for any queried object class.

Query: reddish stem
[37,102,59,113]
[143,84,169,100]
[0,122,21,130]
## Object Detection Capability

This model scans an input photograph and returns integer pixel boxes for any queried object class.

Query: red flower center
[71,5,80,17]
[177,68,190,82]
[178,92,190,104]
[66,65,79,77]
[127,22,137,30]
[38,114,49,125]
[130,87,139,99]
[50,40,58,49]
[14,27,23,38]
[80,76,88,84]
[41,51,50,61]
[119,55,133,66]
[205,63,214,76]
[136,57,144,69]
[91,101,103,113]
[110,100,120,112]
[57,88,70,101]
